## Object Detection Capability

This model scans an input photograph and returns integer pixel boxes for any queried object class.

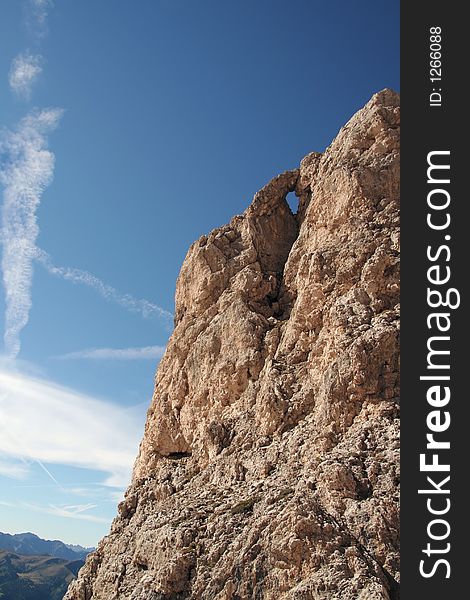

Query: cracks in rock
[316,501,400,600]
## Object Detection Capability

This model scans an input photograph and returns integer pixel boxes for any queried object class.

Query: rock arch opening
[286,191,299,214]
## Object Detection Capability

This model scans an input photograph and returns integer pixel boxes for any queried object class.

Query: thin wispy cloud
[60,503,97,514]
[0,500,15,508]
[18,501,110,524]
[0,458,29,480]
[0,108,63,359]
[46,503,107,523]
[35,248,174,322]
[0,366,144,488]
[7,480,125,506]
[27,0,53,36]
[1,0,171,358]
[65,486,121,502]
[9,52,43,99]
[55,345,166,361]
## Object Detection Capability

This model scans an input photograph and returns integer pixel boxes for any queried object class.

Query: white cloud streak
[55,345,166,361]
[34,248,174,322]
[6,481,124,505]
[61,503,97,514]
[0,109,63,359]
[34,456,66,491]
[9,52,43,99]
[18,501,110,524]
[0,366,144,488]
[0,458,30,479]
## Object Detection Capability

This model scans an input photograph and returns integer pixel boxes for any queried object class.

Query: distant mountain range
[0,550,83,600]
[0,532,94,600]
[0,532,93,561]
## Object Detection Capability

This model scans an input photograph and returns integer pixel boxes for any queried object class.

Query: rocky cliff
[66,89,400,600]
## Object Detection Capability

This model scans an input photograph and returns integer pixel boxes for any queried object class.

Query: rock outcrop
[66,89,400,600]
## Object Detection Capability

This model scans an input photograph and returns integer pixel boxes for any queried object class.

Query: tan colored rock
[66,89,400,600]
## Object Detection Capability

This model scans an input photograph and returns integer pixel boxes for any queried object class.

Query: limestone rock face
[66,89,400,600]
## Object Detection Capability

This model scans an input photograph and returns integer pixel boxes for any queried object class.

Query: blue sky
[0,0,399,547]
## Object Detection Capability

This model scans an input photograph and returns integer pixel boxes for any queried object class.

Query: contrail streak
[34,248,173,322]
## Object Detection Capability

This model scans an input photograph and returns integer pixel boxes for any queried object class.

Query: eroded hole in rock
[286,191,298,215]
[166,451,192,460]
